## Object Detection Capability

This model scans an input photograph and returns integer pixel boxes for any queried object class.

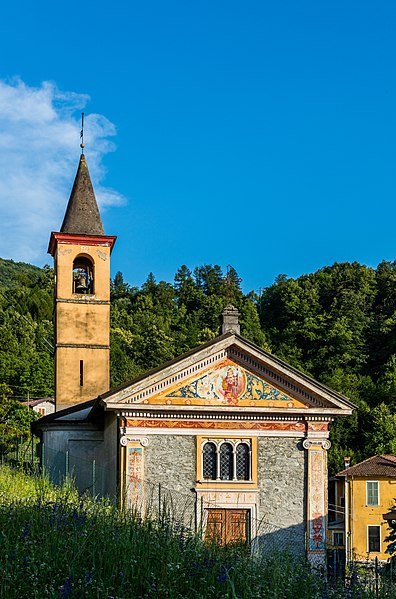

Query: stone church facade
[33,153,354,565]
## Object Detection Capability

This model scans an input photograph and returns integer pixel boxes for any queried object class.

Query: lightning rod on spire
[80,112,85,154]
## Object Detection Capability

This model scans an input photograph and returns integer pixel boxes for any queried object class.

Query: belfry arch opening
[72,255,94,294]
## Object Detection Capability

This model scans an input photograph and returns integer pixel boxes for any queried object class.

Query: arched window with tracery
[72,255,94,294]
[200,439,252,482]
[219,442,233,480]
[236,442,250,480]
[203,442,217,480]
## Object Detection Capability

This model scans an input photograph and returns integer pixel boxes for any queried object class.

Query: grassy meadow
[0,465,393,598]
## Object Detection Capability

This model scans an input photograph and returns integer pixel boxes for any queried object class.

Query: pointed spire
[60,154,105,235]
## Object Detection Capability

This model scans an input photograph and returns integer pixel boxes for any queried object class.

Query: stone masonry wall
[257,437,306,554]
[144,434,197,524]
[144,434,196,492]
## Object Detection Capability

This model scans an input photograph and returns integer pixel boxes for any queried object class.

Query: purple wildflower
[21,523,30,541]
[59,576,73,598]
[219,565,229,583]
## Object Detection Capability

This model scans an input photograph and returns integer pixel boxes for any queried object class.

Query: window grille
[203,442,217,480]
[201,439,251,481]
[367,481,379,506]
[219,443,233,480]
[236,443,250,480]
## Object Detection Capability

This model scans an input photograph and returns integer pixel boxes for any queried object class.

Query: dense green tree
[385,515,396,557]
[111,271,131,299]
[363,403,396,456]
[0,383,38,435]
[5,257,396,473]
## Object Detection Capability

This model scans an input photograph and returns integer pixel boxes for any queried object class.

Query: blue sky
[0,1,395,292]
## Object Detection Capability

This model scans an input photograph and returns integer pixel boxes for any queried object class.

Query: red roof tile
[337,455,396,478]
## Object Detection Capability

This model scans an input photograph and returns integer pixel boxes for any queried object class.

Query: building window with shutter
[332,532,344,547]
[366,481,379,506]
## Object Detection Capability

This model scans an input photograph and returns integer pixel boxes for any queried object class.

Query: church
[33,153,354,565]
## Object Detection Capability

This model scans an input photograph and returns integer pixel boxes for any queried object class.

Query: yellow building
[336,455,396,563]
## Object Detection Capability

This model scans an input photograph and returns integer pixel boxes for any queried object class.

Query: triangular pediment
[143,358,307,408]
[102,334,355,415]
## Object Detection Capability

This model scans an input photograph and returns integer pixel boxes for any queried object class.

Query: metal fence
[0,430,38,468]
[4,434,396,596]
[0,432,306,558]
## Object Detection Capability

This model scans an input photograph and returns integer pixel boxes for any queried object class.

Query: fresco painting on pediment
[143,359,308,408]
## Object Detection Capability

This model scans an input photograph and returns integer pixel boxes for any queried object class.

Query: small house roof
[337,455,396,478]
[24,397,54,407]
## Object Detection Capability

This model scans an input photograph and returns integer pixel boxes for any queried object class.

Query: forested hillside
[1,257,396,474]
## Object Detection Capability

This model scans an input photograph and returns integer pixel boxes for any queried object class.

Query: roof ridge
[381,454,396,462]
[337,454,396,477]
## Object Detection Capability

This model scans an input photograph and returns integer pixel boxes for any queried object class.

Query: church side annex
[33,153,355,565]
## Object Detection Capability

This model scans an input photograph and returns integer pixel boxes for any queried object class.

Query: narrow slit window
[80,360,84,386]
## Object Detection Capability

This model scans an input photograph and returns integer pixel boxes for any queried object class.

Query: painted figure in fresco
[220,367,243,405]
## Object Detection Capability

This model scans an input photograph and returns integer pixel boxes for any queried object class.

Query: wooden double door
[205,508,250,545]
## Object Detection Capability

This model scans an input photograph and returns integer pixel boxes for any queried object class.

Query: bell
[75,273,88,293]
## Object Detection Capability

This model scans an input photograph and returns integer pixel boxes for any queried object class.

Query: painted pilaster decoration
[125,442,144,509]
[304,438,330,566]
[221,304,241,335]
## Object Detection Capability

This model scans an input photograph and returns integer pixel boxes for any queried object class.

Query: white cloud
[0,78,126,265]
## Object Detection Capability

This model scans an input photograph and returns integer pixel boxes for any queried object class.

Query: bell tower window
[72,256,94,294]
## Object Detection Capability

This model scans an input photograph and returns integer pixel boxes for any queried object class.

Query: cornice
[56,343,110,350]
[116,409,333,422]
[56,298,110,305]
[48,232,117,256]
[110,347,229,404]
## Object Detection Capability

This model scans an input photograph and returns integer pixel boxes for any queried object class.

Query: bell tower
[48,154,116,411]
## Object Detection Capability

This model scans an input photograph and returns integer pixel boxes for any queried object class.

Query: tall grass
[0,465,391,598]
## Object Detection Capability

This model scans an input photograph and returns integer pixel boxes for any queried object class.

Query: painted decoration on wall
[126,445,143,508]
[168,364,246,405]
[308,448,326,553]
[145,358,307,408]
[126,418,306,431]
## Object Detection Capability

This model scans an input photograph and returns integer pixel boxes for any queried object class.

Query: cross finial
[80,112,85,154]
